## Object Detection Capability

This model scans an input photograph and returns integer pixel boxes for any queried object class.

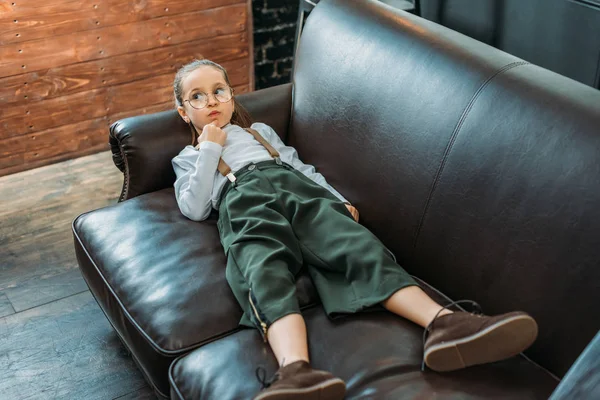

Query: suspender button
[274,157,282,165]
[248,164,256,171]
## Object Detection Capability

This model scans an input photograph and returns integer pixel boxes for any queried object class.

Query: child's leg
[267,313,309,366]
[381,285,452,328]
[218,165,308,339]
[218,164,346,399]
[273,168,537,372]
[223,222,345,398]
[295,198,537,372]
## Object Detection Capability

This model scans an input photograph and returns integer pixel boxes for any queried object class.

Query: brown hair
[173,59,253,145]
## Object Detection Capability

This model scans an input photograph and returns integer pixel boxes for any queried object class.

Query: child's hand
[345,203,359,222]
[198,121,227,147]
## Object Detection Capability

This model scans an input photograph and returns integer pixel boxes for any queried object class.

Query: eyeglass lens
[188,87,232,109]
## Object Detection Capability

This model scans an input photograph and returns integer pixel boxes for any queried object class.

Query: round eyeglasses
[184,86,234,110]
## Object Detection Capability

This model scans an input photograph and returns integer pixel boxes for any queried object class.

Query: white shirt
[171,122,348,221]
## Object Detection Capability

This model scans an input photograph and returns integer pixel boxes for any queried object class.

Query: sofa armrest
[109,82,293,202]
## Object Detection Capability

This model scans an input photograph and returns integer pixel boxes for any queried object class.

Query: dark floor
[0,152,156,399]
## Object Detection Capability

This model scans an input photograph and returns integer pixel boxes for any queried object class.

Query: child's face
[177,66,235,130]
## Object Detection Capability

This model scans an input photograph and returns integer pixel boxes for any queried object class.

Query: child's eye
[191,93,206,100]
[215,88,225,94]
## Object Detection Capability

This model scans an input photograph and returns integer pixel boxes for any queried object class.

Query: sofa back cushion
[290,0,521,264]
[289,0,600,377]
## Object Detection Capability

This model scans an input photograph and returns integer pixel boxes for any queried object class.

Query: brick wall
[252,0,300,90]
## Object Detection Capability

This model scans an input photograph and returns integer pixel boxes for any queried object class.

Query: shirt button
[248,164,256,170]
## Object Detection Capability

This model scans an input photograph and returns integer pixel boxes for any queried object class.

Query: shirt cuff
[197,141,223,156]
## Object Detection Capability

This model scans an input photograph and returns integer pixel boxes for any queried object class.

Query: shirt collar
[222,122,235,132]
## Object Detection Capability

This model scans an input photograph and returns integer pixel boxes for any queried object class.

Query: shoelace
[255,367,280,389]
[255,357,286,389]
[421,299,484,372]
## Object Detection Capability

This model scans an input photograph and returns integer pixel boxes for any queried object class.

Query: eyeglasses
[184,86,234,110]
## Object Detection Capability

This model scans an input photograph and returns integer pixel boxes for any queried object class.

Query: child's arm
[252,122,349,204]
[171,141,222,221]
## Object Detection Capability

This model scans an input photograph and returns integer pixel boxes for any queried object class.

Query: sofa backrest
[289,0,600,377]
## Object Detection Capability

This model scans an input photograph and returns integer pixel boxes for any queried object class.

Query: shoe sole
[424,314,538,372]
[253,377,346,400]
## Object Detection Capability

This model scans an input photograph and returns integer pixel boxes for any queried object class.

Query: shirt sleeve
[171,141,223,221]
[252,122,349,204]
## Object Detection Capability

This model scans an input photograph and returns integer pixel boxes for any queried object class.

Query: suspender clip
[226,172,237,183]
[274,156,282,166]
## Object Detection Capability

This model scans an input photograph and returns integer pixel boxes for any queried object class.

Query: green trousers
[217,159,419,340]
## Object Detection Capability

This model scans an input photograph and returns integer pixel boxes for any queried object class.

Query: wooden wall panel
[0,58,250,137]
[0,32,248,104]
[0,82,251,176]
[1,88,108,138]
[0,0,242,45]
[0,4,247,77]
[0,0,254,177]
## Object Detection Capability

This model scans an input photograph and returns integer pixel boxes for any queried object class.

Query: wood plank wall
[0,0,254,177]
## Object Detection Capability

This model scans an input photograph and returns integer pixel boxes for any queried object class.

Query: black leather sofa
[72,0,600,398]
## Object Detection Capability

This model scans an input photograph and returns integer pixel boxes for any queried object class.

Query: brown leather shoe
[253,360,346,400]
[423,300,538,372]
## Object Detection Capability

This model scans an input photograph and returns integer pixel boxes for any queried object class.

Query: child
[171,59,539,400]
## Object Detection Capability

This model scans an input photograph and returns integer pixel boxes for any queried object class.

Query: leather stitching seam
[412,61,530,253]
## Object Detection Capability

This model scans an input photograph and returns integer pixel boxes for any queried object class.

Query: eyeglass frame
[183,85,235,110]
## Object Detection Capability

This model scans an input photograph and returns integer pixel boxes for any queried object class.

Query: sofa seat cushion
[72,188,320,395]
[170,303,558,400]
